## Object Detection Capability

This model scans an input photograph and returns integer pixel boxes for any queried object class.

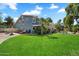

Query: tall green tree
[4,16,14,28]
[65,3,79,24]
[4,16,14,35]
[63,15,74,31]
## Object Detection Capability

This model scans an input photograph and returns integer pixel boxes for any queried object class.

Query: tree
[40,17,48,34]
[0,12,3,25]
[46,17,52,23]
[34,17,51,34]
[33,17,53,34]
[63,15,74,31]
[4,16,14,28]
[0,17,2,25]
[58,19,61,24]
[65,3,79,24]
[55,19,62,32]
[4,16,14,35]
[72,24,79,33]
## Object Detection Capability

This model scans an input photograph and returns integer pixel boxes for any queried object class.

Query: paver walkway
[0,33,20,44]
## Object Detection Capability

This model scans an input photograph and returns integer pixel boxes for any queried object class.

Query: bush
[33,26,41,34]
[33,26,50,35]
[72,24,79,33]
[55,24,61,32]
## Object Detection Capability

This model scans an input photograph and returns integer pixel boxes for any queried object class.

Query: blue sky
[0,3,68,23]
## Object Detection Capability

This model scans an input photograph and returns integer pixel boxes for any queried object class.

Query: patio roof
[32,24,41,26]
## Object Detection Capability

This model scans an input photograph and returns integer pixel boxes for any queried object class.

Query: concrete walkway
[0,33,20,44]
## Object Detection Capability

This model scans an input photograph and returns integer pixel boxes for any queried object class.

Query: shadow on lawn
[47,35,58,40]
[23,34,58,40]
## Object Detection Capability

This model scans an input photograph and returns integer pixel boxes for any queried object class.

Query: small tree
[55,19,62,32]
[34,17,50,34]
[40,17,47,34]
[33,17,53,34]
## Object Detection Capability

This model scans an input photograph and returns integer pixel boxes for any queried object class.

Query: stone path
[0,33,20,44]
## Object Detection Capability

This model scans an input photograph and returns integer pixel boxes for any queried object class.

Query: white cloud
[0,3,17,10]
[23,10,41,15]
[49,4,59,9]
[22,5,43,15]
[14,17,18,22]
[0,12,7,17]
[58,8,65,13]
[5,3,17,10]
[2,13,8,16]
[35,5,43,11]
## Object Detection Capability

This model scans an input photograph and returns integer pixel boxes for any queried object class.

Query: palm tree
[4,16,14,35]
[65,3,79,24]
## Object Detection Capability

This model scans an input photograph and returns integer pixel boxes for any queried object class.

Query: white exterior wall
[22,16,33,33]
[14,15,34,33]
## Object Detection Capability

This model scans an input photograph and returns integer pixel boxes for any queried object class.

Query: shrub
[72,24,79,33]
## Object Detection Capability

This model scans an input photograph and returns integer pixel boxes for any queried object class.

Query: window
[32,18,36,23]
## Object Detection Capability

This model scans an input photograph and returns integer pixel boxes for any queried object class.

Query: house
[14,15,41,33]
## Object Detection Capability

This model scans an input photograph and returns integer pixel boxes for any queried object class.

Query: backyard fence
[0,28,18,33]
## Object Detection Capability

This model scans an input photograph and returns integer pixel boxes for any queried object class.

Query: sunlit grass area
[0,33,79,56]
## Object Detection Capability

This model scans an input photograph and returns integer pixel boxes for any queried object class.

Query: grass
[0,33,79,56]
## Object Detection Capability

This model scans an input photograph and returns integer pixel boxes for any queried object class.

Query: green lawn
[0,33,79,56]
